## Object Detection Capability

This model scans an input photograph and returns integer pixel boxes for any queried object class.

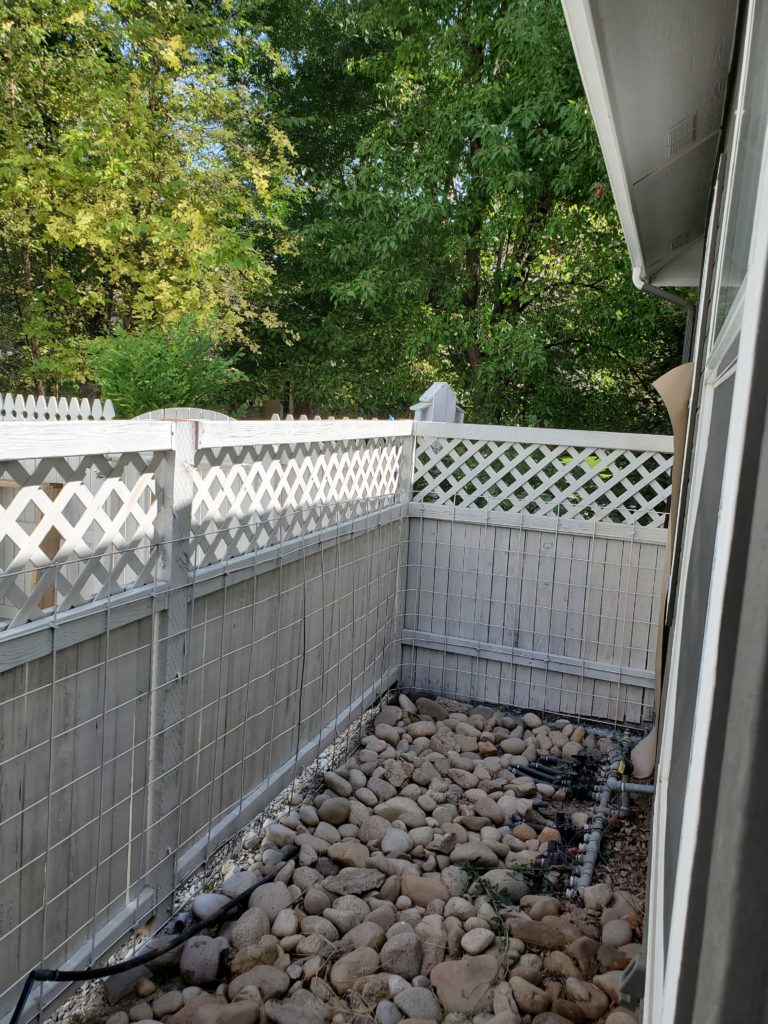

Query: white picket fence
[1,392,115,421]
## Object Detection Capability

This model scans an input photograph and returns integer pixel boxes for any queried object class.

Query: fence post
[410,382,464,423]
[393,426,417,679]
[145,420,197,918]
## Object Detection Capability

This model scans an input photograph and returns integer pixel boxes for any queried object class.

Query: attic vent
[670,231,691,251]
[668,114,696,157]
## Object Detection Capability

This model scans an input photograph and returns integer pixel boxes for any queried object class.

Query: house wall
[644,0,768,1018]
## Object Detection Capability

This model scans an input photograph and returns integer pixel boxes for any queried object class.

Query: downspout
[630,269,696,779]
[633,269,697,361]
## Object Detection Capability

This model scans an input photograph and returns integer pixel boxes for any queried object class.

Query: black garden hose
[9,845,299,1024]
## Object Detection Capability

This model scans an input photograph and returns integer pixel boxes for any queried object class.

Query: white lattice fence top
[0,451,162,628]
[412,427,673,527]
[1,393,115,421]
[191,437,404,567]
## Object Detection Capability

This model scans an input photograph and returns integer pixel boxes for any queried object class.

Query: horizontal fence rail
[0,414,671,1022]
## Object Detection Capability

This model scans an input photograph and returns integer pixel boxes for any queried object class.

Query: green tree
[253,0,685,429]
[88,317,247,417]
[0,0,293,392]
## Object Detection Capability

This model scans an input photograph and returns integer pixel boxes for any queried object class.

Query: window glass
[713,0,768,334]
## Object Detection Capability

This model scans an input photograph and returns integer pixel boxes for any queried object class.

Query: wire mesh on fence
[0,417,670,1021]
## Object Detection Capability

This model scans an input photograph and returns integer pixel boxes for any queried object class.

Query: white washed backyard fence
[403,422,672,723]
[0,415,671,1022]
[0,392,115,421]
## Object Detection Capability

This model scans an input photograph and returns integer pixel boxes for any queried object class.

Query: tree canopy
[0,0,686,430]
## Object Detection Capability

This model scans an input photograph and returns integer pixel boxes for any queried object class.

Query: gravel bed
[43,694,649,1024]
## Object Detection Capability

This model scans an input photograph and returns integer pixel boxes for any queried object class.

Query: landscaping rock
[231,907,271,949]
[227,965,290,1001]
[180,937,228,985]
[601,919,633,947]
[329,948,381,994]
[248,882,292,923]
[380,932,424,980]
[264,990,332,1024]
[460,928,495,955]
[393,987,442,1020]
[318,798,352,825]
[323,867,386,895]
[430,955,498,1013]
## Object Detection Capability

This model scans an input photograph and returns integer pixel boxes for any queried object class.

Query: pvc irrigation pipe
[606,776,656,794]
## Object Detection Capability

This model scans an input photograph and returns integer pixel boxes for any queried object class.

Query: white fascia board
[561,0,647,283]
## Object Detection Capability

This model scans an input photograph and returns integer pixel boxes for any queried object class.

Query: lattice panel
[0,452,163,628]
[191,438,403,567]
[412,436,672,526]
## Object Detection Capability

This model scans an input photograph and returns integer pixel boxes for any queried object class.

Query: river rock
[506,914,582,949]
[271,908,299,938]
[543,951,582,978]
[228,965,290,1001]
[341,920,387,951]
[449,842,498,868]
[230,936,285,975]
[323,868,385,895]
[166,995,227,1024]
[461,928,495,954]
[440,866,469,897]
[221,871,260,899]
[473,796,505,826]
[415,698,449,720]
[151,992,184,1018]
[324,772,353,797]
[509,978,550,1014]
[531,1015,579,1024]
[301,915,340,941]
[582,884,612,911]
[593,970,623,1004]
[264,990,332,1024]
[552,978,609,1023]
[400,873,449,907]
[231,907,271,949]
[597,944,630,970]
[601,919,633,947]
[377,798,427,828]
[248,882,292,923]
[382,830,415,857]
[393,987,442,1020]
[523,896,562,921]
[380,931,424,979]
[430,955,498,1013]
[359,815,393,845]
[304,889,332,914]
[328,841,370,868]
[375,723,401,746]
[564,937,600,976]
[318,798,352,825]
[478,870,528,903]
[180,936,228,985]
[376,1000,404,1024]
[192,894,231,920]
[330,948,381,994]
